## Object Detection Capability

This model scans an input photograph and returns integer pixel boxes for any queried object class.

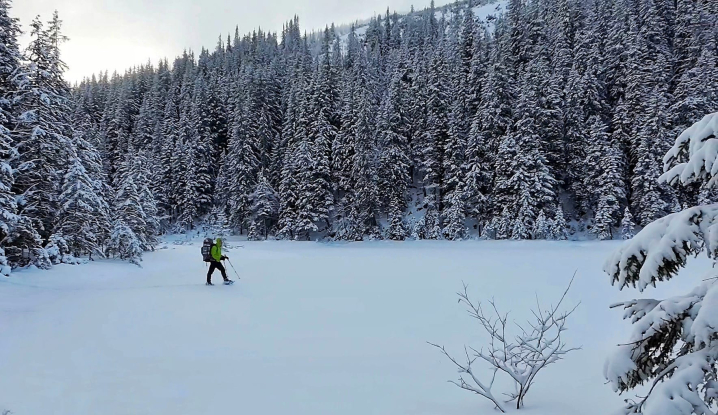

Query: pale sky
[14,0,450,83]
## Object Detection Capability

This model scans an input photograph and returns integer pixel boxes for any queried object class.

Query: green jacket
[210,239,224,262]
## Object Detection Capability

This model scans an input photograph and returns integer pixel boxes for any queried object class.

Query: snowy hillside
[0,239,709,414]
[336,0,508,45]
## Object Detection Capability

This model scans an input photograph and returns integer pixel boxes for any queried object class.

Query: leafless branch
[432,274,580,410]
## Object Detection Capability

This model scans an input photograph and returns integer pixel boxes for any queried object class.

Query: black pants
[207,261,228,283]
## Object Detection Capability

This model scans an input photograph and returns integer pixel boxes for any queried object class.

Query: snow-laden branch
[432,276,579,410]
[662,112,718,188]
[428,342,507,412]
[603,205,718,291]
[604,113,718,415]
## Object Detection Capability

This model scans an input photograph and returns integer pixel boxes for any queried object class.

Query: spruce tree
[14,14,74,243]
[0,0,27,271]
[349,59,381,240]
[619,207,635,240]
[378,54,411,240]
[591,116,626,240]
[492,58,557,240]
[226,93,260,233]
[55,156,103,257]
[249,170,279,240]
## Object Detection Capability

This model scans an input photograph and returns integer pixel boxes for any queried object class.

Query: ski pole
[226,259,241,280]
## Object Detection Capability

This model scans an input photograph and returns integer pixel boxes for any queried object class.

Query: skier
[206,238,232,286]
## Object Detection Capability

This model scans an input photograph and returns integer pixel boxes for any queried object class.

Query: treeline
[0,2,156,271]
[1,0,717,271]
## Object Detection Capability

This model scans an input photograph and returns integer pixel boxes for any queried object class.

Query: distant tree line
[1,0,717,271]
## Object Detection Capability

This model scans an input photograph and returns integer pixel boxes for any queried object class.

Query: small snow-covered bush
[604,112,718,415]
[106,222,143,266]
[0,247,11,276]
[46,234,81,265]
[431,278,579,412]
[31,247,52,270]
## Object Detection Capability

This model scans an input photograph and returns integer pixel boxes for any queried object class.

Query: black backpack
[201,238,214,262]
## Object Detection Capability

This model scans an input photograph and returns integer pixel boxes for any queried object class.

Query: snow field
[0,239,708,414]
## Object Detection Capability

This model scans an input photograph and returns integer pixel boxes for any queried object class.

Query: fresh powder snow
[0,238,709,414]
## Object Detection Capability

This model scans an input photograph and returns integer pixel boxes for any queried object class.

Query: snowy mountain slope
[468,0,508,23]
[0,239,708,414]
[336,0,507,45]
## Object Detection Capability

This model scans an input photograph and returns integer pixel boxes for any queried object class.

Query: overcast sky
[14,0,450,83]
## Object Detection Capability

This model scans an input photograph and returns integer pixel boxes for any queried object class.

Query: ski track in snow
[0,239,709,415]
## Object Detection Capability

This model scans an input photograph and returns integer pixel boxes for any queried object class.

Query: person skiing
[206,238,232,286]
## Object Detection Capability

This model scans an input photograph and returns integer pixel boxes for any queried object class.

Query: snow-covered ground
[0,239,708,414]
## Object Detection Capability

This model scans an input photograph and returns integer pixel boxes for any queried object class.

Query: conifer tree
[226,94,260,232]
[249,170,278,240]
[0,0,29,271]
[619,207,635,240]
[305,37,336,231]
[591,116,626,240]
[492,59,557,240]
[349,59,381,240]
[55,156,103,257]
[14,14,74,243]
[421,40,450,218]
[378,54,411,240]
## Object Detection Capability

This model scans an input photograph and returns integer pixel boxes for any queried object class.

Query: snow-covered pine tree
[591,115,627,240]
[0,116,15,272]
[226,88,260,233]
[377,52,411,241]
[305,31,336,233]
[131,93,154,153]
[248,170,278,240]
[71,124,112,252]
[101,76,135,187]
[331,28,360,239]
[178,75,214,229]
[278,44,313,240]
[292,138,320,241]
[619,206,635,240]
[551,205,568,240]
[533,210,550,240]
[443,89,468,240]
[441,5,473,241]
[348,53,381,240]
[604,112,718,415]
[420,37,451,236]
[155,95,179,221]
[205,205,231,238]
[565,28,610,218]
[630,87,678,226]
[491,57,557,240]
[624,3,680,224]
[442,183,467,240]
[0,0,27,272]
[134,153,160,249]
[106,220,143,266]
[54,155,105,257]
[111,150,157,258]
[13,14,75,243]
